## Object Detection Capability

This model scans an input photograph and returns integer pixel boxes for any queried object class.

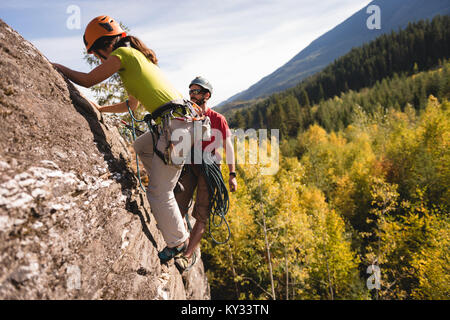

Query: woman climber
[53,15,209,263]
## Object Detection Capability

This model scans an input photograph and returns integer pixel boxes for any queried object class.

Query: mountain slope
[226,15,450,139]
[217,0,450,111]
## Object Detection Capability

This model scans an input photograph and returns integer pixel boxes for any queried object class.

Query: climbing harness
[125,99,199,192]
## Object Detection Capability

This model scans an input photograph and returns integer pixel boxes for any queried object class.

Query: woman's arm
[96,95,139,113]
[53,55,121,88]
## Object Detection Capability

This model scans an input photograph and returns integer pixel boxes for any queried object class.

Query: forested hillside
[205,92,449,300]
[201,16,450,299]
[228,15,450,136]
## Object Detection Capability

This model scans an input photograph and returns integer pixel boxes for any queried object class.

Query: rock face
[0,19,210,300]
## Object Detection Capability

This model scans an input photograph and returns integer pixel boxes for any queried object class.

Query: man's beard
[191,97,205,105]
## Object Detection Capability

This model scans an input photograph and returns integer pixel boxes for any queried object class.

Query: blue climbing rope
[126,100,147,193]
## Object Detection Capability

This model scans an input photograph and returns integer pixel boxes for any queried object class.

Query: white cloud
[131,0,372,106]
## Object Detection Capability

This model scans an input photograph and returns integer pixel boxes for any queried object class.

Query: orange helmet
[83,15,126,53]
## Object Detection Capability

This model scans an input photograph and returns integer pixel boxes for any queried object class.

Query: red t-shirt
[202,108,231,153]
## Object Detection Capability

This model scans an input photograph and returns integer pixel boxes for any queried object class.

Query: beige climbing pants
[133,118,196,248]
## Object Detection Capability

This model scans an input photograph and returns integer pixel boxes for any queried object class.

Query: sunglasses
[189,89,205,95]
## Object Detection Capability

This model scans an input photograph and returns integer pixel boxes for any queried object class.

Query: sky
[0,0,372,107]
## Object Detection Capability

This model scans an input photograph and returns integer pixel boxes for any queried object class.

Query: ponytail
[115,35,158,65]
[91,34,158,65]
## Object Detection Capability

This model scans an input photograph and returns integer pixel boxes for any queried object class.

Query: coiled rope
[201,153,231,244]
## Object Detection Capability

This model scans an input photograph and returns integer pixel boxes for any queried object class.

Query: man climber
[174,76,237,271]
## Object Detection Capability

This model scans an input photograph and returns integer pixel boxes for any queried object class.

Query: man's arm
[224,136,237,192]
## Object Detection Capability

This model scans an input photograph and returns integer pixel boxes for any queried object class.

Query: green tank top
[110,46,182,113]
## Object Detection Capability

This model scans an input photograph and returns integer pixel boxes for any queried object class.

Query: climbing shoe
[174,252,197,273]
[174,254,190,273]
[158,244,186,263]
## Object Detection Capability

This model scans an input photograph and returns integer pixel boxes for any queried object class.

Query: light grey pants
[133,118,195,248]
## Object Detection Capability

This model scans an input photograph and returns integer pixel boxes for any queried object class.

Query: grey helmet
[189,76,213,95]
